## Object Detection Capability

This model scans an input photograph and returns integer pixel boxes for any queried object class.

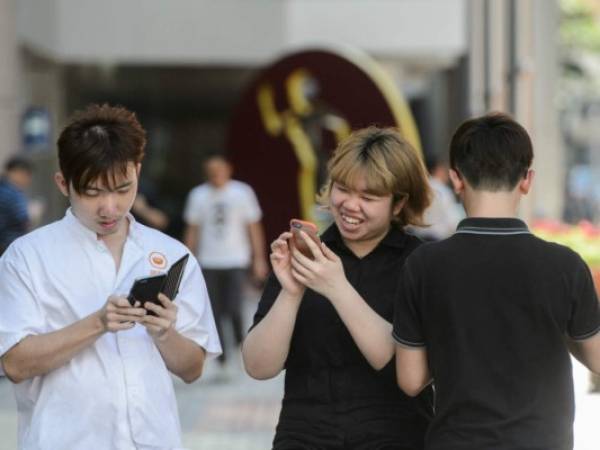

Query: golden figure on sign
[257,69,350,222]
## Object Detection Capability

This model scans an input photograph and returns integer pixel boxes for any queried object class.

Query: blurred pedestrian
[243,127,433,449]
[394,112,600,450]
[0,156,33,255]
[412,154,462,241]
[184,155,268,370]
[0,104,221,449]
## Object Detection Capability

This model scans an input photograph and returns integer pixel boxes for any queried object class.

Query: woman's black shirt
[251,224,433,448]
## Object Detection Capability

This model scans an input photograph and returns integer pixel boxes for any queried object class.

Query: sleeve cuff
[183,331,222,360]
[0,331,35,358]
[392,330,426,348]
[569,324,600,341]
[0,332,35,375]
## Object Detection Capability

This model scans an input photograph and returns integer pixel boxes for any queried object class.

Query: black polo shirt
[393,218,600,450]
[253,224,432,447]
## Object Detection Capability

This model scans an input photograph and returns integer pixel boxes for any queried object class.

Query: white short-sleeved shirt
[0,209,221,450]
[183,180,262,269]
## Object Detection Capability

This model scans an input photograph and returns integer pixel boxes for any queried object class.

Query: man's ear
[449,169,464,195]
[519,169,535,195]
[54,172,69,197]
[135,163,142,178]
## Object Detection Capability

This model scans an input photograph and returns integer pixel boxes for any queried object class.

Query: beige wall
[0,0,20,164]
[467,0,563,221]
[16,0,467,65]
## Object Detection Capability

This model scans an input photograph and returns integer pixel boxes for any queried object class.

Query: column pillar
[0,0,20,164]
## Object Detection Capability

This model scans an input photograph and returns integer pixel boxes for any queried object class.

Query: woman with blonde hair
[243,126,433,449]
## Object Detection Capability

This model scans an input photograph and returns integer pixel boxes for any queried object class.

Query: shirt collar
[455,217,530,235]
[320,223,408,250]
[63,208,143,247]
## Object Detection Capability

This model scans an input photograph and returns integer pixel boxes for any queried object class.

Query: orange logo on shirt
[149,252,167,269]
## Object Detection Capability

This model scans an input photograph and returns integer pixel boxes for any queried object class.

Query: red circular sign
[226,48,421,246]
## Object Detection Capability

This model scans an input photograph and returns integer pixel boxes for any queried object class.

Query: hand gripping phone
[290,219,322,258]
[128,253,190,315]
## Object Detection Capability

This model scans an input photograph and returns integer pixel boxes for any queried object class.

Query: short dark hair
[449,112,533,191]
[4,156,33,173]
[57,104,146,193]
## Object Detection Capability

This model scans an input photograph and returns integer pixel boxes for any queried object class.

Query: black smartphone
[128,253,190,315]
[128,274,167,307]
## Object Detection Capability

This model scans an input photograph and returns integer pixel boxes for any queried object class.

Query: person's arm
[568,332,600,375]
[565,256,600,374]
[142,293,206,383]
[132,195,169,230]
[182,189,201,255]
[242,289,303,379]
[242,231,305,379]
[247,221,269,282]
[183,224,200,255]
[244,187,268,282]
[289,231,394,370]
[391,253,433,396]
[395,344,432,397]
[1,296,147,383]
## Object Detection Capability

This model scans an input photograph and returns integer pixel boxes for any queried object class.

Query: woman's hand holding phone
[270,231,305,297]
[289,229,349,301]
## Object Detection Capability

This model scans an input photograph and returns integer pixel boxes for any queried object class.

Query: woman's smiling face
[329,172,404,256]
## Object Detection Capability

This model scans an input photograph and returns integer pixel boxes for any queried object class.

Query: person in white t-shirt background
[0,104,221,450]
[184,155,268,370]
[411,154,464,241]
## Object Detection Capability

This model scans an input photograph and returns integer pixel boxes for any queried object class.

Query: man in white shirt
[183,156,267,368]
[0,104,221,450]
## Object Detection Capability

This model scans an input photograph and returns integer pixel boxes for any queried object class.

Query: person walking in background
[243,127,433,449]
[0,156,33,255]
[184,155,268,370]
[0,104,221,449]
[394,112,600,450]
[412,154,463,241]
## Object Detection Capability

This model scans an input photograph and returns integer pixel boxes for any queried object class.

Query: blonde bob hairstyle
[317,126,432,227]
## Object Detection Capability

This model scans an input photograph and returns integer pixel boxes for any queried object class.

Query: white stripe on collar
[455,229,531,235]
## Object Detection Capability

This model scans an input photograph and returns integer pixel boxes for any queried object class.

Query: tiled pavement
[175,351,283,450]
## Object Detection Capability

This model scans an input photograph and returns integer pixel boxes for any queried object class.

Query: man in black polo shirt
[393,112,600,450]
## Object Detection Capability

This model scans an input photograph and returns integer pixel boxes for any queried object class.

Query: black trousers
[202,268,246,364]
[272,399,428,450]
